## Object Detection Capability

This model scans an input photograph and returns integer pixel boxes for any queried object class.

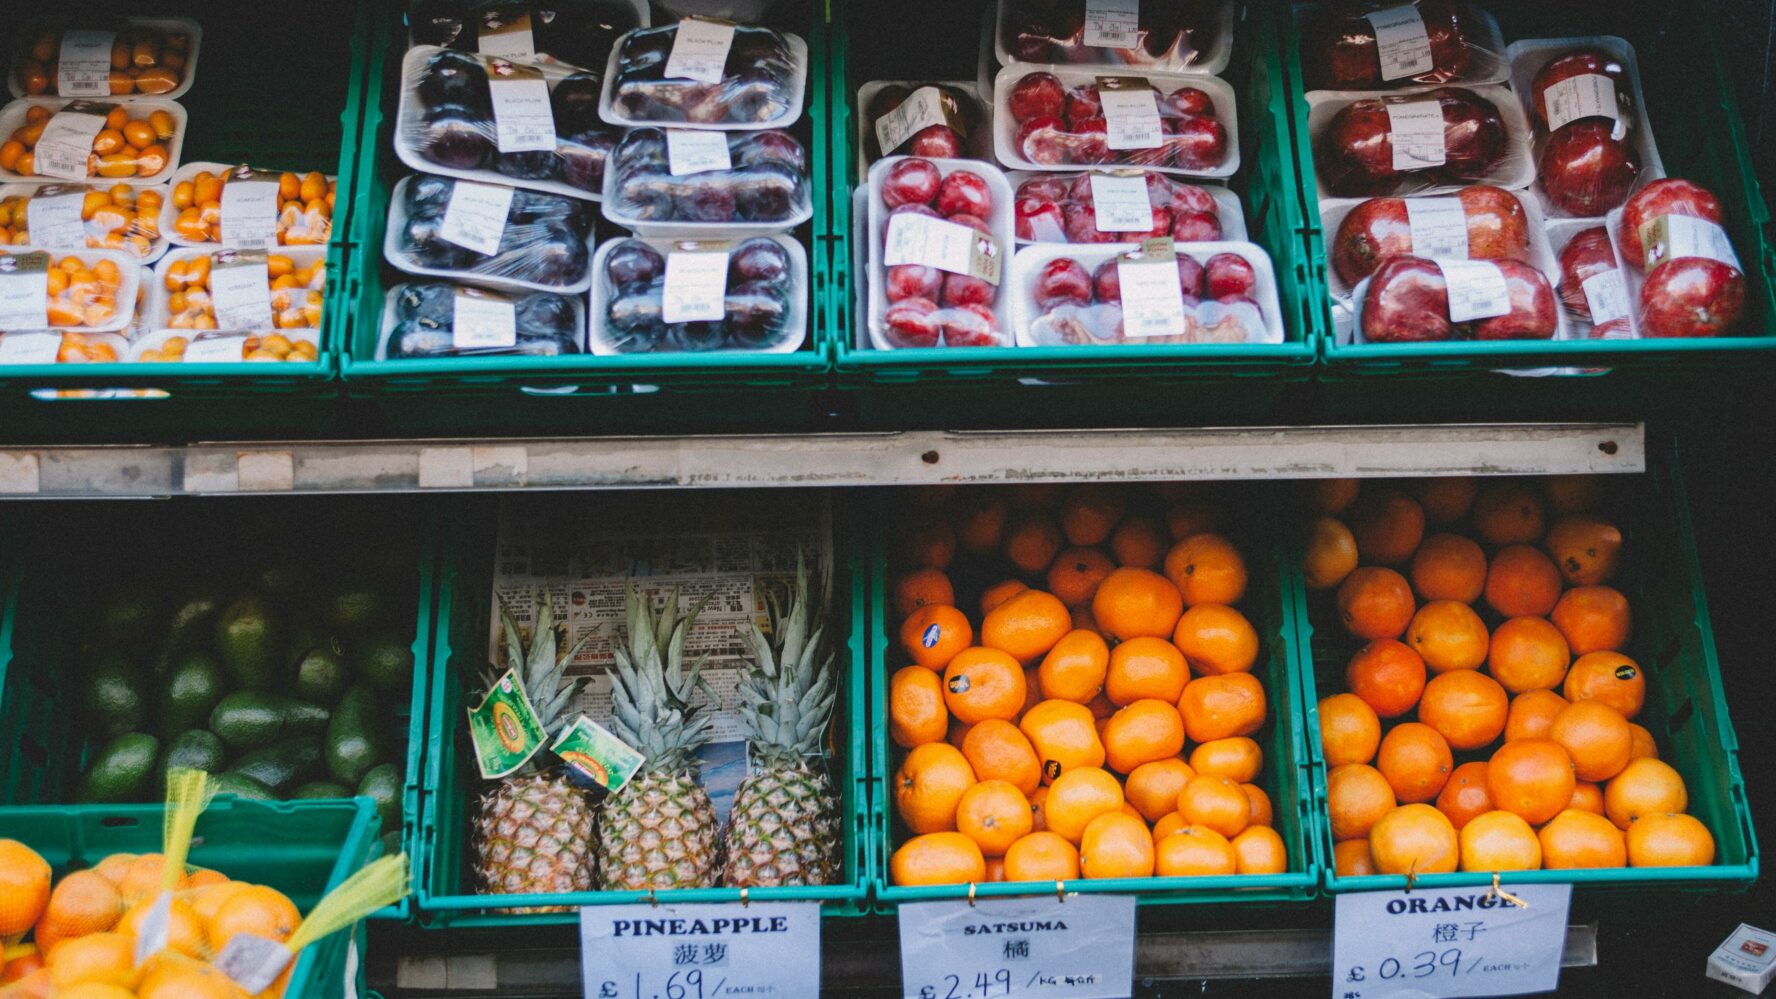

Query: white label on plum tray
[581,902,822,999]
[1543,73,1621,134]
[1090,173,1154,232]
[0,332,61,363]
[1119,257,1187,337]
[215,933,295,994]
[488,64,555,153]
[1386,99,1447,171]
[57,30,117,97]
[1365,5,1435,81]
[1406,197,1470,259]
[898,894,1136,999]
[666,129,733,176]
[1641,214,1741,271]
[1580,269,1632,332]
[1332,883,1572,999]
[1084,0,1142,49]
[209,252,275,330]
[184,334,250,362]
[439,180,515,256]
[477,11,537,59]
[0,253,51,329]
[665,17,738,85]
[1097,78,1164,150]
[1438,257,1511,322]
[34,106,108,181]
[875,86,957,157]
[24,190,88,248]
[220,180,281,249]
[452,288,518,348]
[883,212,1002,284]
[662,244,730,323]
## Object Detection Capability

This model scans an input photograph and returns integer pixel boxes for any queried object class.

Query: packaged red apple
[1352,255,1562,343]
[1009,168,1243,244]
[1011,238,1284,346]
[995,0,1234,75]
[1549,220,1633,339]
[1299,0,1505,92]
[384,173,598,294]
[867,155,1015,349]
[590,234,806,354]
[856,82,990,177]
[599,21,808,130]
[1507,37,1665,219]
[1606,178,1747,338]
[993,66,1238,177]
[1322,185,1552,295]
[601,126,811,233]
[1308,85,1531,199]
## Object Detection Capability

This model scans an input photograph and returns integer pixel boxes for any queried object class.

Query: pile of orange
[0,186,163,259]
[886,483,1287,887]
[1305,475,1715,877]
[162,253,325,332]
[1,252,126,328]
[170,170,334,247]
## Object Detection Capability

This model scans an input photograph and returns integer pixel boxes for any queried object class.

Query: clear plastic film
[858,82,990,170]
[867,156,1015,350]
[131,328,319,363]
[164,163,336,248]
[1612,178,1748,338]
[1308,85,1532,198]
[1508,37,1665,219]
[407,0,647,75]
[10,19,201,99]
[0,247,138,331]
[1299,0,1506,92]
[1011,241,1283,346]
[1353,255,1561,343]
[593,235,805,354]
[996,0,1233,74]
[1551,221,1632,339]
[386,173,596,293]
[1010,169,1243,244]
[151,247,326,334]
[600,22,807,129]
[380,281,585,358]
[1325,185,1538,289]
[0,99,183,184]
[601,126,809,231]
[994,67,1237,177]
[0,329,126,362]
[0,183,166,261]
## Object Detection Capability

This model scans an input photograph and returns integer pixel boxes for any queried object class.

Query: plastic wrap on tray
[407,0,645,74]
[1610,178,1747,338]
[380,280,585,357]
[0,247,137,332]
[1354,255,1560,343]
[592,235,805,354]
[1299,0,1506,92]
[994,67,1236,176]
[1309,85,1531,198]
[151,247,326,333]
[858,82,990,169]
[996,0,1231,74]
[386,173,596,292]
[600,22,807,129]
[1553,222,1632,339]
[0,99,183,184]
[162,163,336,247]
[131,328,319,363]
[601,126,809,230]
[867,156,1016,349]
[0,183,164,261]
[1011,241,1283,346]
[1507,38,1664,220]
[10,20,201,99]
[1327,184,1531,287]
[1011,169,1243,244]
[0,329,125,363]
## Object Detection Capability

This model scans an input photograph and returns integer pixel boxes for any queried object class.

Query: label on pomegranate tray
[209,251,275,329]
[875,86,963,157]
[665,17,738,85]
[439,179,515,256]
[899,894,1136,999]
[1640,214,1741,271]
[1543,73,1621,134]
[551,714,646,793]
[662,241,730,323]
[1405,197,1470,259]
[477,9,537,59]
[57,30,117,98]
[1097,77,1164,151]
[220,177,282,249]
[134,891,172,965]
[453,287,518,348]
[34,104,109,180]
[1084,0,1143,49]
[1119,238,1187,338]
[1580,269,1632,333]
[884,212,1003,284]
[488,61,555,153]
[184,334,251,362]
[1385,99,1447,171]
[0,252,52,329]
[666,128,733,176]
[215,933,295,994]
[24,189,88,248]
[0,332,61,363]
[1437,258,1511,322]
[1090,173,1154,232]
[1365,5,1435,81]
[467,666,547,777]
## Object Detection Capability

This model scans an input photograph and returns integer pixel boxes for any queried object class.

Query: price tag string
[1486,873,1529,909]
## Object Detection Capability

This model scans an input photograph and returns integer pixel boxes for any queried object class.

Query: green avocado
[209,691,330,749]
[209,772,276,801]
[357,762,404,835]
[97,587,160,646]
[160,649,225,736]
[327,577,386,634]
[292,643,350,705]
[77,732,159,803]
[226,737,323,795]
[355,630,414,694]
[161,586,224,656]
[324,685,383,785]
[160,728,227,776]
[215,594,283,689]
[80,652,147,738]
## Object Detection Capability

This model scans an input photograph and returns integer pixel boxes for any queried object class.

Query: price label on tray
[1640,214,1741,271]
[0,252,52,329]
[220,175,282,249]
[1385,99,1446,172]
[1405,197,1469,260]
[1581,269,1632,331]
[1543,74,1621,134]
[1365,5,1435,81]
[0,331,61,363]
[1089,173,1154,232]
[876,86,963,158]
[1119,238,1187,338]
[1332,883,1572,998]
[24,189,88,248]
[184,334,251,362]
[898,894,1135,999]
[1083,0,1142,49]
[1096,78,1163,151]
[666,17,738,85]
[210,251,275,329]
[34,104,110,181]
[488,60,556,153]
[581,902,822,999]
[667,129,733,176]
[439,180,515,256]
[477,10,537,59]
[452,287,519,349]
[885,213,1002,284]
[1437,257,1511,322]
[662,242,730,323]
[57,30,117,98]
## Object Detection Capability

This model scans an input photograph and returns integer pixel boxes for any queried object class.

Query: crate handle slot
[1667,697,1695,735]
[99,816,139,828]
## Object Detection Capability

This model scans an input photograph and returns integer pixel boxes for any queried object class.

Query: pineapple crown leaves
[485,595,592,737]
[608,584,718,771]
[737,555,837,760]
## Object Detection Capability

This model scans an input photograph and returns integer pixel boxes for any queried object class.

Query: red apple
[1361,256,1456,342]
[1205,253,1258,299]
[881,158,941,208]
[937,171,995,218]
[1618,178,1727,271]
[1639,257,1744,336]
[1302,0,1474,91]
[1035,257,1094,309]
[1007,72,1066,122]
[886,264,943,302]
[1530,49,1627,130]
[1539,120,1640,216]
[884,297,939,347]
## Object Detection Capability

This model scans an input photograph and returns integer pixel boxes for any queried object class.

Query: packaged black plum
[600,21,807,129]
[406,0,645,74]
[384,173,597,292]
[592,235,806,354]
[601,126,810,231]
[379,280,584,357]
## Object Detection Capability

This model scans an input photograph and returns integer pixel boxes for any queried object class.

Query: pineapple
[470,598,596,910]
[721,558,842,888]
[596,586,722,890]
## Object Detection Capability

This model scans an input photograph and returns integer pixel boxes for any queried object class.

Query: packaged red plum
[867,155,1015,349]
[1010,168,1243,244]
[601,126,810,232]
[1506,37,1665,219]
[599,21,807,130]
[1308,85,1531,198]
[1607,178,1746,338]
[995,0,1233,74]
[993,66,1238,177]
[857,82,990,175]
[1354,255,1561,343]
[1300,0,1505,92]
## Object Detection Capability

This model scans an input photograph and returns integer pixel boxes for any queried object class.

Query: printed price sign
[1543,74,1621,134]
[1332,883,1572,998]
[662,243,730,323]
[1089,173,1154,232]
[1096,78,1163,151]
[884,213,1002,284]
[439,180,516,256]
[35,105,109,181]
[876,86,963,157]
[1405,198,1469,260]
[1385,100,1446,171]
[666,17,738,85]
[0,252,53,329]
[667,129,734,176]
[489,61,555,153]
[25,189,88,248]
[581,902,821,999]
[58,30,118,97]
[1437,258,1511,322]
[1083,0,1142,49]
[1365,5,1434,81]
[898,894,1135,999]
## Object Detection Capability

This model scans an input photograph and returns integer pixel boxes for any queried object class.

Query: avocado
[159,650,225,736]
[209,691,330,749]
[292,644,350,705]
[77,732,159,803]
[325,685,383,785]
[97,587,160,646]
[80,653,147,738]
[291,780,351,799]
[160,729,227,776]
[254,561,308,599]
[161,586,224,655]
[226,737,323,794]
[215,594,283,689]
[209,772,276,801]
[327,577,386,634]
[357,763,404,834]
[354,630,414,694]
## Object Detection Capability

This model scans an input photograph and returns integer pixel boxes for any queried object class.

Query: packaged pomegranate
[1307,85,1531,199]
[857,82,991,176]
[1010,240,1283,346]
[993,66,1238,177]
[384,173,598,294]
[1321,185,1550,294]
[1299,0,1505,92]
[406,0,648,76]
[599,21,808,130]
[1009,168,1243,244]
[590,234,806,354]
[866,155,1015,349]
[1607,178,1746,338]
[1353,255,1562,343]
[1549,220,1633,339]
[600,127,811,232]
[995,0,1233,75]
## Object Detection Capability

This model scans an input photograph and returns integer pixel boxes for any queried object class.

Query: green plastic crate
[0,498,435,920]
[1292,451,1758,893]
[1284,2,1776,374]
[869,487,1320,910]
[0,796,379,999]
[0,0,376,398]
[413,494,872,926]
[337,3,836,396]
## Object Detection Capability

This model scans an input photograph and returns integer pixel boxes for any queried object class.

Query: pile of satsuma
[886,483,1286,886]
[1304,475,1716,876]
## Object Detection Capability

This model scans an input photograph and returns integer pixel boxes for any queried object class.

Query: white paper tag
[220,180,282,249]
[34,107,108,181]
[1084,0,1143,49]
[0,332,61,363]
[1438,257,1511,322]
[1098,80,1164,151]
[1332,884,1572,998]
[134,891,172,966]
[898,894,1136,999]
[24,190,87,248]
[184,334,249,362]
[1119,257,1187,337]
[57,30,117,98]
[215,933,296,993]
[1543,73,1621,133]
[1386,99,1447,171]
[0,453,42,493]
[1406,197,1470,259]
[665,18,737,85]
[666,129,733,176]
[1580,269,1632,329]
[662,246,730,323]
[418,446,475,488]
[1365,5,1435,81]
[453,289,518,348]
[439,180,515,256]
[0,255,51,329]
[489,69,555,153]
[1090,174,1154,232]
[883,212,1003,283]
[236,451,295,491]
[875,86,955,157]
[477,11,537,59]
[1642,214,1741,271]
[209,253,275,330]
[581,902,822,999]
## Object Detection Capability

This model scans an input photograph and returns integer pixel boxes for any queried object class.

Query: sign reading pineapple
[579,901,821,998]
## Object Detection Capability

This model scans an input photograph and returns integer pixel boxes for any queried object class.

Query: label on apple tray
[884,212,1002,284]
[1097,77,1164,151]
[1640,214,1741,271]
[439,179,516,256]
[1385,99,1447,171]
[0,252,52,330]
[487,60,555,153]
[1580,269,1632,333]
[666,129,733,176]
[875,86,964,158]
[1543,73,1622,135]
[477,10,537,59]
[1405,197,1469,259]
[661,241,730,323]
[1090,173,1154,232]
[1365,5,1435,81]
[1437,258,1511,322]
[57,30,117,98]
[33,104,109,181]
[665,17,738,86]
[0,331,62,364]
[1119,238,1187,338]
[24,189,88,248]
[209,251,275,330]
[452,287,518,348]
[1083,0,1142,49]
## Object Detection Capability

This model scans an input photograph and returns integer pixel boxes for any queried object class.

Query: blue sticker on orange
[922,623,941,648]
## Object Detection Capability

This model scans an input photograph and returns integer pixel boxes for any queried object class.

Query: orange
[1318,693,1382,767]
[1047,547,1116,608]
[1172,604,1259,675]
[1307,478,1360,514]
[1538,809,1626,869]
[188,881,251,928]
[1347,488,1426,566]
[1177,774,1250,839]
[944,647,1027,724]
[1060,485,1128,546]
[1550,585,1631,655]
[1111,516,1169,569]
[1190,737,1262,783]
[1563,652,1646,718]
[1504,689,1569,743]
[1177,673,1266,743]
[1242,783,1274,827]
[1376,722,1453,803]
[1037,630,1110,703]
[45,933,138,991]
[1417,670,1508,751]
[1008,483,1063,508]
[1336,567,1415,640]
[1333,838,1377,876]
[898,514,957,569]
[957,780,1035,856]
[1022,667,1043,715]
[987,857,1009,883]
[892,567,955,619]
[1471,481,1547,546]
[114,854,167,906]
[955,493,1010,553]
[1303,516,1360,591]
[980,579,1030,617]
[1231,825,1288,874]
[1543,515,1622,585]
[1569,781,1606,815]
[1044,767,1125,843]
[1486,617,1571,694]
[3,951,44,984]
[92,854,138,885]
[35,869,124,956]
[1483,545,1562,618]
[1004,510,1065,575]
[0,839,50,937]
[1457,810,1541,872]
[1002,831,1080,882]
[1164,499,1223,540]
[961,720,1042,796]
[1327,764,1396,841]
[1410,477,1479,525]
[1091,567,1184,642]
[1405,600,1489,673]
[1070,604,1100,634]
[117,895,206,961]
[1102,699,1186,774]
[1435,761,1493,829]
[1627,723,1658,761]
[1486,738,1576,825]
[1020,699,1106,783]
[1079,812,1155,878]
[1368,803,1459,875]
[1626,813,1715,867]
[1344,639,1426,718]
[1151,811,1189,843]
[1164,533,1248,606]
[1549,700,1632,782]
[1126,759,1196,822]
[1409,533,1488,603]
[1105,636,1189,706]
[1154,825,1237,876]
[1546,474,1604,513]
[1603,758,1687,830]
[895,742,977,834]
[900,604,972,671]
[891,832,987,886]
[981,590,1071,664]
[890,666,948,748]
[58,985,137,999]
